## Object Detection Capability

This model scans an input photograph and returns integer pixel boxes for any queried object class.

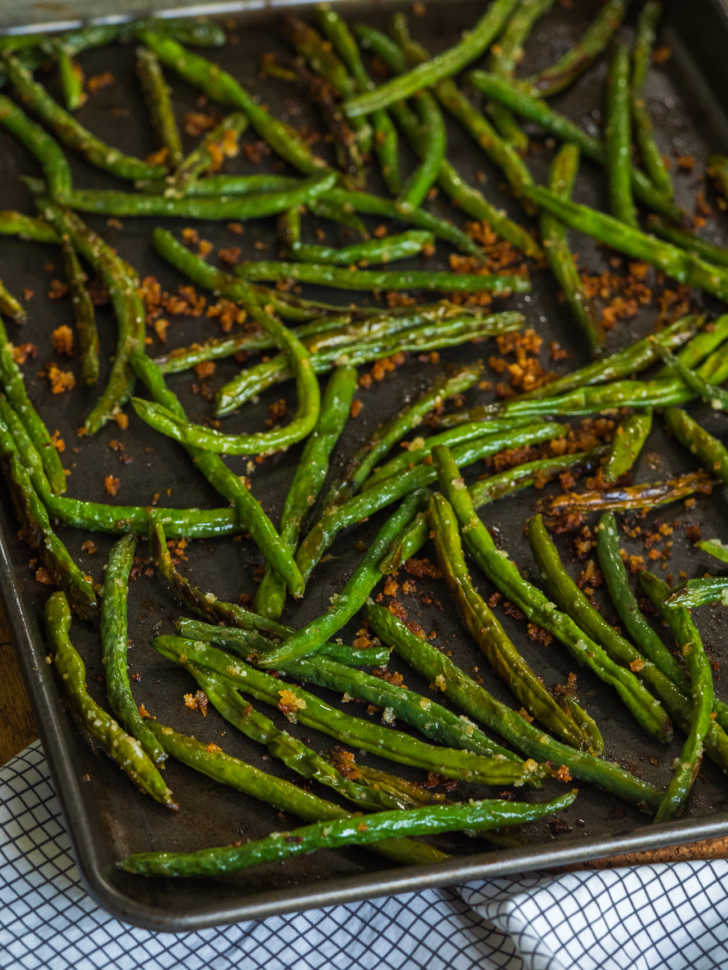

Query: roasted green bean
[45,592,175,808]
[101,534,166,764]
[255,365,357,618]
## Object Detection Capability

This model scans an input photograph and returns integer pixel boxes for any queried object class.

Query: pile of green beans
[4,1,728,883]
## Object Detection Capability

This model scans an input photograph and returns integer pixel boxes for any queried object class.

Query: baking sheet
[2,0,728,930]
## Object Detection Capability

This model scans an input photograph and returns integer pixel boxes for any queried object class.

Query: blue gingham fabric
[2,741,728,970]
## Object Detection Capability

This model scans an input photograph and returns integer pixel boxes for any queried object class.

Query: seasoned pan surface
[2,0,728,929]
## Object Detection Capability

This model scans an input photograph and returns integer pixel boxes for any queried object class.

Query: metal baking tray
[3,0,728,932]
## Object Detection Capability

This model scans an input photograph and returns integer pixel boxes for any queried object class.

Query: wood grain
[0,598,37,764]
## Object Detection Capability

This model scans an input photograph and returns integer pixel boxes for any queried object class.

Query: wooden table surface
[3,597,727,871]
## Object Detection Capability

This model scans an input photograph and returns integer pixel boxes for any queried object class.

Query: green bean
[282,653,519,761]
[189,665,429,813]
[659,317,728,377]
[183,173,301,198]
[444,377,687,426]
[155,634,541,787]
[541,143,603,355]
[146,716,407,822]
[396,81,446,212]
[39,202,144,435]
[525,0,629,97]
[0,95,71,200]
[524,184,728,298]
[638,563,728,733]
[2,51,166,182]
[355,26,542,259]
[317,4,401,193]
[517,314,704,401]
[313,184,481,257]
[605,40,638,227]
[290,229,434,266]
[144,717,447,865]
[324,363,483,511]
[487,0,555,149]
[392,18,534,208]
[0,280,25,323]
[0,415,96,620]
[467,72,679,218]
[136,46,183,170]
[259,490,423,669]
[120,787,577,878]
[344,0,518,117]
[61,234,99,386]
[287,14,370,170]
[428,491,593,749]
[656,345,728,412]
[698,539,728,566]
[707,155,728,203]
[255,366,357,619]
[175,617,391,669]
[603,409,653,483]
[0,210,58,243]
[631,2,673,200]
[140,30,329,175]
[366,417,537,487]
[527,512,673,742]
[596,511,684,681]
[215,310,524,416]
[295,422,566,590]
[132,336,321,454]
[101,534,166,764]
[666,578,728,610]
[132,355,305,597]
[640,572,714,820]
[663,406,728,485]
[45,592,175,808]
[309,196,370,237]
[133,18,228,48]
[49,172,336,221]
[367,604,661,810]
[544,470,713,522]
[647,216,728,268]
[0,316,66,493]
[233,258,530,295]
[51,497,239,538]
[55,43,85,111]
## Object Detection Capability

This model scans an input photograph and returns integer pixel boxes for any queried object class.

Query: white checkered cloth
[2,742,728,970]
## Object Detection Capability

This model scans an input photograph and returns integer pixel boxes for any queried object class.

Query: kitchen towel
[2,740,728,970]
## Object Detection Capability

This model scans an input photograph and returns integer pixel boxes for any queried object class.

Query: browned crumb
[12,343,37,365]
[184,690,209,716]
[46,365,75,395]
[48,279,69,300]
[87,72,114,94]
[51,325,74,356]
[184,111,218,136]
[104,474,120,496]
